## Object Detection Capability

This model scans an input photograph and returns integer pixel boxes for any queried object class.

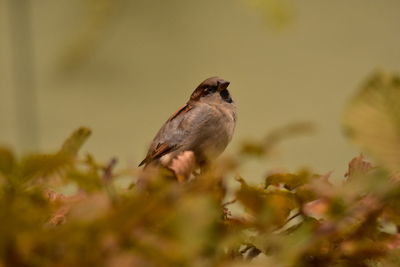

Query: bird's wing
[167,103,193,122]
[138,142,176,167]
[138,104,193,167]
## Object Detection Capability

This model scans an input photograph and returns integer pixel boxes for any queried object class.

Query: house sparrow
[139,76,236,181]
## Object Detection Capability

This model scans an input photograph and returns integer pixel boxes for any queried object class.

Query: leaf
[18,153,73,182]
[240,140,265,157]
[17,128,91,183]
[59,127,92,156]
[245,0,294,29]
[240,122,314,157]
[265,169,313,190]
[303,198,329,219]
[66,169,103,191]
[344,155,373,181]
[235,177,266,214]
[343,72,400,172]
[236,178,298,228]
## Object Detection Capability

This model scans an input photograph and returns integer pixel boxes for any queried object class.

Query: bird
[138,76,237,181]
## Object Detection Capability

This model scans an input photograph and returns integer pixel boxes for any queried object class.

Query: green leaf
[18,153,73,182]
[59,127,92,156]
[343,72,400,172]
[236,178,298,228]
[65,169,103,191]
[265,169,313,190]
[16,128,91,183]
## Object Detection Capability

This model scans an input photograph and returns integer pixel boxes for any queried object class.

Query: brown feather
[138,143,175,167]
[189,76,223,101]
[167,104,193,122]
[138,105,192,167]
[138,76,232,168]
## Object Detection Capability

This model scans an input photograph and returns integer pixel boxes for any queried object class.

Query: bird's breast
[188,103,236,159]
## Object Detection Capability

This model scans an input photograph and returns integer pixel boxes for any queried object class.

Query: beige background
[1,0,400,181]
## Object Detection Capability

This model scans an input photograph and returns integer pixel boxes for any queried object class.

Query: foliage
[343,72,400,173]
[1,72,400,266]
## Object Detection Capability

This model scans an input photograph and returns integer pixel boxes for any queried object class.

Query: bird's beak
[217,80,230,91]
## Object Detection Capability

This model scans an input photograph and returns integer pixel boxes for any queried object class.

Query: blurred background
[1,0,399,181]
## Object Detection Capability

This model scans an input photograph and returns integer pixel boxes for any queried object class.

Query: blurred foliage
[344,72,400,173]
[59,0,117,71]
[245,0,294,29]
[1,71,400,266]
[59,0,293,72]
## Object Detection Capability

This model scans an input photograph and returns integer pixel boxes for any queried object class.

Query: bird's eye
[209,86,217,93]
[203,85,217,96]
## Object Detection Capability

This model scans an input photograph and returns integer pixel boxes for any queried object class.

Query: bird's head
[190,77,233,104]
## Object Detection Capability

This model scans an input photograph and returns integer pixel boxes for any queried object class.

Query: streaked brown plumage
[139,77,236,180]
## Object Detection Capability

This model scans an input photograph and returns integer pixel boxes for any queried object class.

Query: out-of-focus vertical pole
[7,0,39,152]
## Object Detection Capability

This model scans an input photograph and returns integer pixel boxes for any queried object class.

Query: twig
[102,157,118,183]
[222,198,237,207]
